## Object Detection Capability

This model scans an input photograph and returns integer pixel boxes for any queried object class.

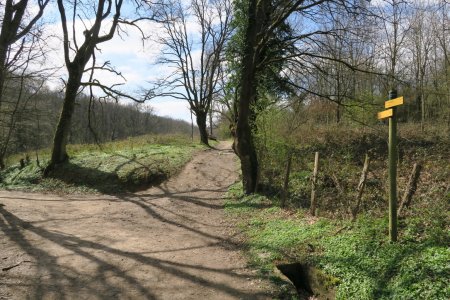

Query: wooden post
[352,154,370,221]
[388,90,398,242]
[281,151,292,208]
[310,152,319,216]
[190,109,194,141]
[378,93,404,241]
[19,159,25,169]
[398,163,422,217]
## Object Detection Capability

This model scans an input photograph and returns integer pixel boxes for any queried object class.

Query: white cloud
[370,0,440,7]
[151,99,191,122]
[40,15,164,96]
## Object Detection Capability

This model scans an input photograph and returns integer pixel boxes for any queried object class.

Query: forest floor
[0,142,277,300]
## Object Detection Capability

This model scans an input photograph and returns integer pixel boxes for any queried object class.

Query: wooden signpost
[377,109,393,119]
[378,91,404,242]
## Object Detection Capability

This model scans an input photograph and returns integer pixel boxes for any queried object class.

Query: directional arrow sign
[385,96,404,108]
[378,109,393,120]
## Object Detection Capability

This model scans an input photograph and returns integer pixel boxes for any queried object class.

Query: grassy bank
[226,124,449,299]
[0,134,205,194]
[226,184,449,299]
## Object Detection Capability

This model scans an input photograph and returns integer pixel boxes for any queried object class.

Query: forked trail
[0,142,273,299]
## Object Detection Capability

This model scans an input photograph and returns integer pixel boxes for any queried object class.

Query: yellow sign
[378,109,393,120]
[385,96,404,108]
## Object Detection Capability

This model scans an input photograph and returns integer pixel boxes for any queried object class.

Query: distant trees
[146,0,233,145]
[1,91,193,163]
[64,96,193,143]
[0,0,50,168]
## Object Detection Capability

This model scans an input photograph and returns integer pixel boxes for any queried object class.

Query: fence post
[310,152,319,216]
[281,151,292,208]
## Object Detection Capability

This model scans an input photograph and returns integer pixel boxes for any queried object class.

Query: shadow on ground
[0,201,268,299]
[46,159,168,194]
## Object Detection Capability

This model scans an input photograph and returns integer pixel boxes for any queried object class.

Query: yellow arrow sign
[378,109,393,120]
[385,96,404,108]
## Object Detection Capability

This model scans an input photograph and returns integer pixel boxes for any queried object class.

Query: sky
[38,1,193,123]
[33,0,436,124]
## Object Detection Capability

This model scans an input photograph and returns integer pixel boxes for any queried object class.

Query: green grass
[225,183,450,299]
[0,134,205,194]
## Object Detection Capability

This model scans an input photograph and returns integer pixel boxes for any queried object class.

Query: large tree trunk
[46,69,82,172]
[196,110,209,146]
[0,44,8,169]
[0,1,13,111]
[0,44,7,111]
[233,0,262,194]
[234,117,259,194]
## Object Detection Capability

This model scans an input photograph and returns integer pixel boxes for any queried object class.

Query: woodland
[0,0,449,299]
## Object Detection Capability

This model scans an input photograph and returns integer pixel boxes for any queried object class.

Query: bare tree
[408,2,433,130]
[0,0,49,111]
[146,0,233,145]
[0,0,50,168]
[46,0,157,172]
[375,0,410,91]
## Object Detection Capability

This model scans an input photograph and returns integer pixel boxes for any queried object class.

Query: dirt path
[0,142,274,300]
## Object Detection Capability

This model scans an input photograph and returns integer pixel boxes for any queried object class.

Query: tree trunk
[196,110,209,146]
[235,120,259,194]
[209,111,214,136]
[190,110,194,141]
[0,0,29,111]
[46,69,82,172]
[0,44,7,111]
[0,5,11,111]
[233,0,262,194]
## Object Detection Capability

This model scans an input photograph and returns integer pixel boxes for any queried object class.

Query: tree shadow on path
[0,203,269,299]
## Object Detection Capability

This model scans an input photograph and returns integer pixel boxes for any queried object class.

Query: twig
[2,260,32,271]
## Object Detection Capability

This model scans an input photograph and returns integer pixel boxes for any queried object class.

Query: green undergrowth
[0,134,205,194]
[225,183,450,299]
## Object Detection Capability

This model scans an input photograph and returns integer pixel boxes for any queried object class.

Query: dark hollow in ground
[277,263,337,300]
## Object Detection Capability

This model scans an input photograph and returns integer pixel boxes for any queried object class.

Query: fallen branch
[398,163,422,217]
[352,154,370,221]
